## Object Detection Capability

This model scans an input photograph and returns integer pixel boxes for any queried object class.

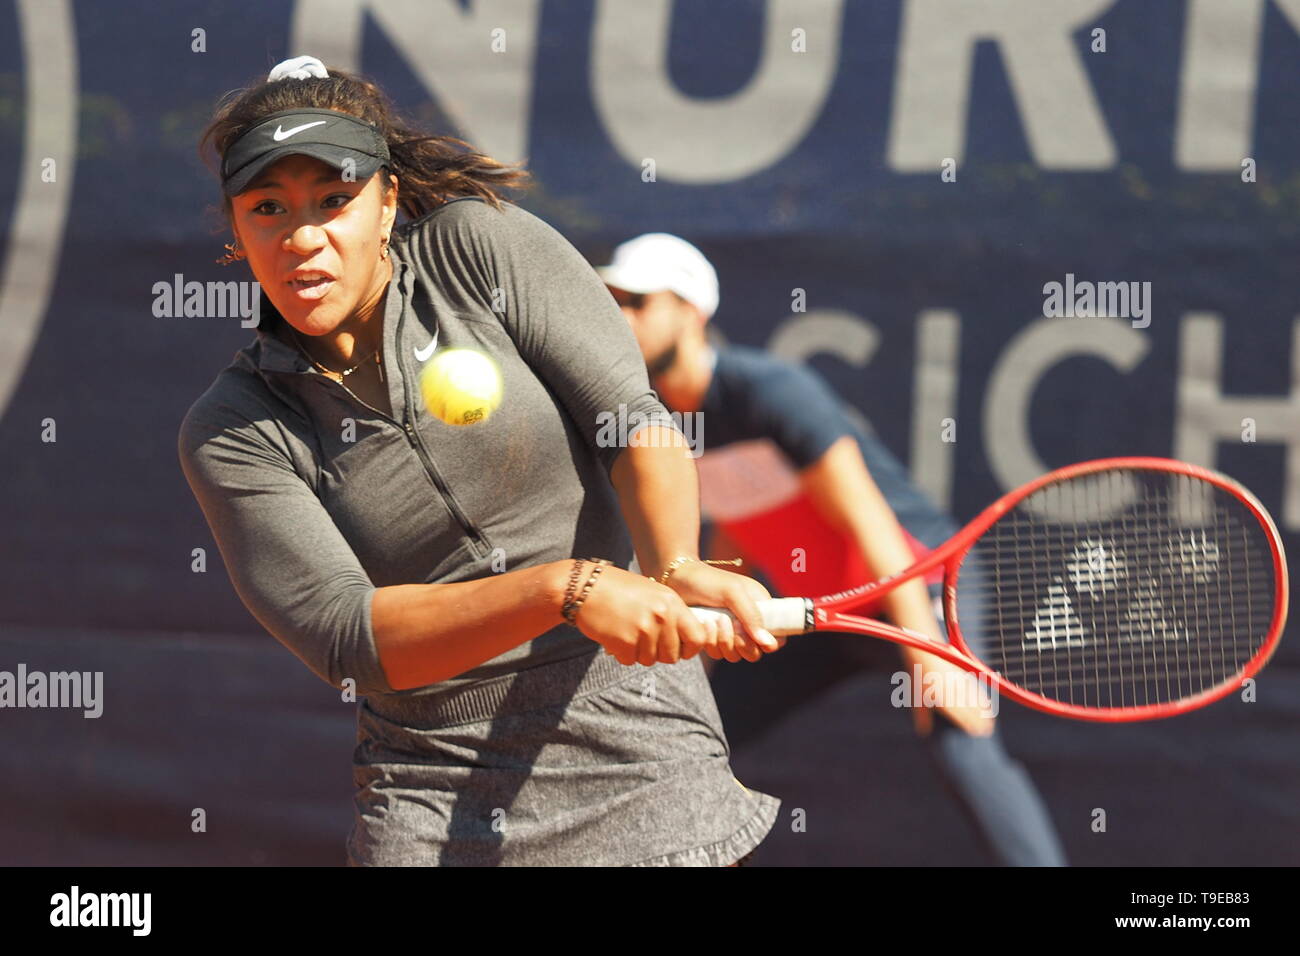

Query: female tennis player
[178,56,783,866]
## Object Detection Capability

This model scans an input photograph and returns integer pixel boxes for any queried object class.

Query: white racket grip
[689,597,813,637]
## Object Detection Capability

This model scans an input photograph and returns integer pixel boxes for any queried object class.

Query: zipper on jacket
[304,367,492,561]
[390,294,492,561]
[400,417,491,559]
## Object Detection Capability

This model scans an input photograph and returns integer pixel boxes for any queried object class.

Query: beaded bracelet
[562,558,588,616]
[561,556,611,624]
[570,560,608,622]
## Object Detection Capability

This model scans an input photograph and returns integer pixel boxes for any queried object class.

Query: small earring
[216,241,245,267]
[380,235,390,260]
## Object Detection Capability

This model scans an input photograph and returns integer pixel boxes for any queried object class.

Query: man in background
[596,233,1066,866]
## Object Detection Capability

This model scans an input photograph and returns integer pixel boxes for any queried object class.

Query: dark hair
[198,66,531,233]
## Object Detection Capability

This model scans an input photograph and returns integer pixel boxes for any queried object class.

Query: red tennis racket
[690,457,1288,722]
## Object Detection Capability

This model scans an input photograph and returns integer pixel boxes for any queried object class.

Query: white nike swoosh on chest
[413,330,439,362]
[272,120,328,141]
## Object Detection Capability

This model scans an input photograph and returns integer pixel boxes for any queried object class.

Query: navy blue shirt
[695,344,955,550]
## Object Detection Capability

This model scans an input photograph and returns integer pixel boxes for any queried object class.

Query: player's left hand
[660,561,785,663]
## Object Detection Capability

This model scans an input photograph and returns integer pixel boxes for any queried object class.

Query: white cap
[596,233,719,319]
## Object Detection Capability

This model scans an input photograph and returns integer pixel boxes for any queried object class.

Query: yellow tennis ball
[419,348,504,426]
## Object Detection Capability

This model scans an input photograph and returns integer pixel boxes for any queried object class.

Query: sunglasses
[608,288,648,310]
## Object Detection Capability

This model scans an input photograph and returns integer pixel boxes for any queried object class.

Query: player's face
[609,286,693,372]
[229,154,397,335]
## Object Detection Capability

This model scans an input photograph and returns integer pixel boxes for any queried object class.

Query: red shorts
[714,494,941,615]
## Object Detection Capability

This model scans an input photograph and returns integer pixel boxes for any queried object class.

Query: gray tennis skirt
[346,649,781,866]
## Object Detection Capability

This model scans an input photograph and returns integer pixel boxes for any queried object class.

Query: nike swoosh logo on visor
[272,120,328,141]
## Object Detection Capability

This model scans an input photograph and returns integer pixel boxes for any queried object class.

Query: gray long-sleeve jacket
[177,197,678,699]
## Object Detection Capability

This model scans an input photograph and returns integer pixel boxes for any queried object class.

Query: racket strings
[955,469,1276,711]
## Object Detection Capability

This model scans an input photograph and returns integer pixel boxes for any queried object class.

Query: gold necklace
[290,325,385,384]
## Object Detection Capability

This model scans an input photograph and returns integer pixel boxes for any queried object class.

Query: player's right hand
[655,560,781,664]
[569,566,712,666]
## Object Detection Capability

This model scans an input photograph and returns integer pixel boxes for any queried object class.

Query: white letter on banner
[1174,0,1270,170]
[288,0,540,163]
[887,0,1116,170]
[1175,314,1300,530]
[984,318,1148,521]
[911,310,961,513]
[0,1,78,423]
[592,0,843,183]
